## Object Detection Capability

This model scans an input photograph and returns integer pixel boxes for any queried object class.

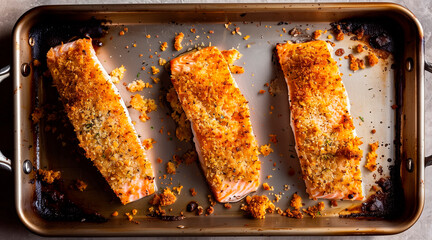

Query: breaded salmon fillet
[47,38,156,204]
[276,40,364,200]
[170,46,260,203]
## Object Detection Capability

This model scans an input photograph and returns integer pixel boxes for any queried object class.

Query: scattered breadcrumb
[259,89,266,94]
[259,144,273,156]
[142,138,156,150]
[130,94,157,122]
[356,44,364,53]
[290,192,302,210]
[132,209,138,215]
[365,141,379,171]
[37,169,61,184]
[330,200,338,207]
[110,65,126,84]
[263,182,274,191]
[126,80,152,92]
[196,206,204,215]
[303,202,325,218]
[111,211,119,217]
[367,52,379,66]
[334,24,344,41]
[229,65,244,74]
[269,134,278,144]
[221,49,242,65]
[160,42,168,51]
[151,76,160,84]
[243,35,250,40]
[183,149,198,164]
[74,179,87,191]
[190,188,197,196]
[206,206,214,216]
[348,54,365,71]
[190,28,196,33]
[166,161,176,174]
[150,188,177,206]
[327,35,333,39]
[119,31,125,36]
[241,195,275,219]
[224,203,232,209]
[174,32,184,51]
[312,30,323,39]
[146,34,151,38]
[173,185,183,194]
[284,209,303,219]
[151,66,160,75]
[31,107,43,123]
[157,158,163,163]
[159,58,167,66]
[371,129,376,134]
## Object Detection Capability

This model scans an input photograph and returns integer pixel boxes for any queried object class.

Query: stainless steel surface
[0,150,11,172]
[0,65,10,83]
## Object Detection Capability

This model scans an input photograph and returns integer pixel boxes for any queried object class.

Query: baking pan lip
[11,2,426,236]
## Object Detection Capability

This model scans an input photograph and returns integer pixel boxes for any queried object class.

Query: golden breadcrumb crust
[365,141,379,171]
[170,46,260,195]
[241,195,275,219]
[276,40,363,200]
[47,39,155,204]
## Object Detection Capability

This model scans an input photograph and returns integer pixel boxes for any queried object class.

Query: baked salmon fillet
[170,47,260,203]
[47,38,155,204]
[276,40,364,200]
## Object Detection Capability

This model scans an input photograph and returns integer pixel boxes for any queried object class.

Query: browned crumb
[371,129,376,134]
[174,32,184,51]
[267,175,272,179]
[365,141,379,171]
[224,203,232,209]
[196,206,204,215]
[160,42,168,51]
[258,89,266,94]
[150,188,177,206]
[190,188,197,196]
[109,65,126,84]
[334,25,344,41]
[303,202,325,218]
[190,28,196,33]
[269,134,278,144]
[259,144,273,156]
[151,66,160,75]
[142,138,156,150]
[241,195,275,219]
[173,185,183,194]
[32,107,44,123]
[74,179,87,191]
[356,44,364,53]
[289,27,300,36]
[290,192,302,210]
[146,34,151,38]
[151,76,160,84]
[262,182,274,191]
[358,59,366,69]
[37,169,61,184]
[158,58,167,66]
[391,104,398,109]
[126,80,152,92]
[119,31,125,36]
[243,35,250,40]
[157,158,163,163]
[367,52,379,66]
[312,30,323,39]
[327,35,333,39]
[132,209,138,215]
[330,199,338,207]
[284,209,304,219]
[166,161,176,174]
[130,94,157,122]
[209,30,214,34]
[111,211,119,217]
[348,54,359,71]
[206,206,214,216]
[208,194,216,207]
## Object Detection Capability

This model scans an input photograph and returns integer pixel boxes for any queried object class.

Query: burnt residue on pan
[331,18,404,219]
[29,17,109,222]
[34,172,106,222]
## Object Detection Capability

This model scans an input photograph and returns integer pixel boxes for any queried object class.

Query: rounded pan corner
[15,202,50,237]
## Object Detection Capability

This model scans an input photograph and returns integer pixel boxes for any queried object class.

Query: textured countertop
[0,0,431,239]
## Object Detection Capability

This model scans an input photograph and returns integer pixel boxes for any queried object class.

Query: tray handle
[425,61,432,167]
[0,65,12,171]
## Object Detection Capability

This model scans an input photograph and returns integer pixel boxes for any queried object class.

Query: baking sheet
[37,19,396,220]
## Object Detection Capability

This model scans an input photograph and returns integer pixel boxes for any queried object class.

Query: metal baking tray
[4,3,430,236]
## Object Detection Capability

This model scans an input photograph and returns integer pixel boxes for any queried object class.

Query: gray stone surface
[0,0,431,239]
